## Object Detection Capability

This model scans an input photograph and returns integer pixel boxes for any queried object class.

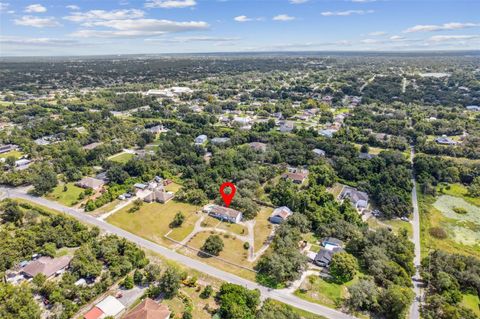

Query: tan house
[123,298,171,319]
[75,177,105,191]
[21,256,72,279]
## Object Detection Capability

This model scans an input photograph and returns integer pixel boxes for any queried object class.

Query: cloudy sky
[0,0,479,56]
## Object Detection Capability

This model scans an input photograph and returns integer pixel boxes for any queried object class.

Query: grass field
[108,152,134,163]
[437,183,480,207]
[294,275,358,309]
[179,230,256,281]
[45,182,85,206]
[217,222,248,236]
[0,150,23,159]
[419,190,480,258]
[106,200,201,246]
[461,293,480,317]
[254,207,274,252]
[165,182,182,193]
[367,217,413,238]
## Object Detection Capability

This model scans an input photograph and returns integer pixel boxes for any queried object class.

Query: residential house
[0,144,19,154]
[282,168,309,184]
[435,135,457,145]
[195,134,208,145]
[76,177,105,191]
[313,247,344,267]
[249,142,268,152]
[279,121,295,133]
[466,105,480,111]
[14,159,31,170]
[124,298,171,319]
[318,129,336,138]
[148,125,167,135]
[203,204,243,224]
[84,296,125,319]
[211,137,231,145]
[144,189,174,204]
[21,256,72,279]
[269,206,293,224]
[82,142,103,151]
[359,152,375,160]
[339,186,369,210]
[312,148,326,157]
[321,237,344,249]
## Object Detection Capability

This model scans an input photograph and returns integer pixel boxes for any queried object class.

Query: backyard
[108,152,135,163]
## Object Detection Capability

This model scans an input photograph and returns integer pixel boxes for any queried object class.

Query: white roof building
[96,296,125,317]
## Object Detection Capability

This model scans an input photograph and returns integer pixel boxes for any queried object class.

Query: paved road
[409,146,423,319]
[0,187,356,319]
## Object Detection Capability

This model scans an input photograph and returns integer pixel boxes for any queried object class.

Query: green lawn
[106,200,200,247]
[165,182,182,193]
[254,207,274,252]
[419,190,480,258]
[45,182,85,206]
[461,293,480,317]
[294,275,358,309]
[179,230,256,281]
[0,150,23,159]
[108,152,134,163]
[367,218,413,238]
[218,222,248,236]
[437,183,480,207]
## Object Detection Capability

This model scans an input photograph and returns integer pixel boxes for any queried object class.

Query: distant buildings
[269,206,293,224]
[282,168,309,184]
[312,148,326,157]
[0,144,19,154]
[203,204,243,224]
[146,87,193,98]
[195,134,208,145]
[82,142,103,151]
[249,142,268,152]
[211,137,231,145]
[466,105,480,112]
[279,121,295,133]
[435,135,457,145]
[14,159,31,170]
[75,177,105,191]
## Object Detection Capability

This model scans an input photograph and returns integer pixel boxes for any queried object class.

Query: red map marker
[219,182,236,207]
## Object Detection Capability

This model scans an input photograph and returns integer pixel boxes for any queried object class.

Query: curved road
[0,187,356,319]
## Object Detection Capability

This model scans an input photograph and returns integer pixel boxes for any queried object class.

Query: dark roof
[22,256,72,278]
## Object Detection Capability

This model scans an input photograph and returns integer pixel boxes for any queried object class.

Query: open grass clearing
[367,217,413,238]
[106,200,200,247]
[461,293,480,317]
[294,275,358,309]
[419,192,480,258]
[108,152,134,164]
[45,182,85,207]
[178,230,256,281]
[0,150,23,159]
[165,182,182,193]
[254,207,274,252]
[437,183,480,207]
[217,221,248,236]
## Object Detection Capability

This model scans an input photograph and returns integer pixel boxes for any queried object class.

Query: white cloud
[25,4,47,13]
[71,18,209,38]
[0,2,9,11]
[368,31,387,36]
[361,38,380,44]
[14,16,60,28]
[390,35,405,41]
[404,22,480,33]
[234,15,251,22]
[273,14,295,21]
[321,10,374,16]
[64,9,145,22]
[146,36,240,43]
[289,0,308,4]
[0,35,78,46]
[66,5,80,10]
[428,35,479,42]
[144,0,196,8]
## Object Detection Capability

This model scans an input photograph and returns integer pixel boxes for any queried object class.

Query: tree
[70,244,102,279]
[379,284,414,319]
[218,283,260,319]
[200,285,213,299]
[329,252,358,283]
[256,299,300,319]
[31,165,58,196]
[345,278,379,312]
[2,200,24,225]
[201,235,224,256]
[121,275,134,289]
[144,264,162,283]
[170,212,185,228]
[0,283,41,319]
[468,176,480,197]
[133,269,143,285]
[159,266,181,298]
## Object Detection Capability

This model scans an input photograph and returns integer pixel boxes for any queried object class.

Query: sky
[0,0,479,56]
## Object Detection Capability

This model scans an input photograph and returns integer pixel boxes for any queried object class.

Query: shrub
[429,227,448,239]
[243,242,250,250]
[453,207,467,215]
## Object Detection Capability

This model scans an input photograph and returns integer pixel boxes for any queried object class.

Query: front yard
[45,182,85,206]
